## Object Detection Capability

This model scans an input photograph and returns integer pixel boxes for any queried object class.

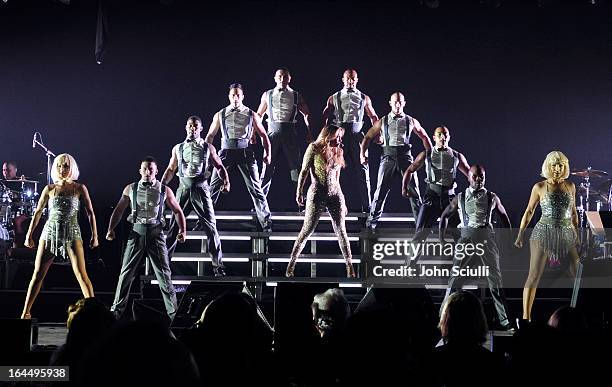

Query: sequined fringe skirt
[41,219,82,261]
[530,220,576,267]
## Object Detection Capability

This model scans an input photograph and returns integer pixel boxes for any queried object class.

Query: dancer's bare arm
[165,187,186,243]
[106,185,131,241]
[402,151,426,197]
[25,185,51,248]
[515,183,542,248]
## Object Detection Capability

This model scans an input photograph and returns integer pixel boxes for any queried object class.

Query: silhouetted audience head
[196,291,260,343]
[311,288,350,338]
[439,291,488,345]
[183,291,273,387]
[78,320,199,387]
[548,306,588,334]
[50,298,116,386]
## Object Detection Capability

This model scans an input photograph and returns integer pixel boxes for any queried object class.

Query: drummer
[1,161,24,193]
[2,161,18,180]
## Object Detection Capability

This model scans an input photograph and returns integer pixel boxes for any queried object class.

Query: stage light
[268,257,362,263]
[269,235,359,241]
[152,280,192,285]
[171,257,250,262]
[338,283,362,288]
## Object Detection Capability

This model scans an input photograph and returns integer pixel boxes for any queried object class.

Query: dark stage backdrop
[1,0,611,224]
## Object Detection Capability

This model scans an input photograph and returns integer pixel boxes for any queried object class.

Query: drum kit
[571,167,612,262]
[0,177,40,248]
[571,167,611,219]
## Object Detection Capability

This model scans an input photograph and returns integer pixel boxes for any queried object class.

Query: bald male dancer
[322,68,378,213]
[361,92,432,231]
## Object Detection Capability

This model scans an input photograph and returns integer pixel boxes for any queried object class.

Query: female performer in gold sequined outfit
[514,151,579,321]
[21,154,98,319]
[286,125,355,278]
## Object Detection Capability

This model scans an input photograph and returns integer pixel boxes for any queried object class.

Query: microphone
[32,132,39,148]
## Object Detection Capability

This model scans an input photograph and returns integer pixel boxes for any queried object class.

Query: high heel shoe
[285,261,296,277]
[346,264,356,278]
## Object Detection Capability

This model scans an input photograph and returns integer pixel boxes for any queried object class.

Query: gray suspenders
[177,143,185,177]
[220,108,254,149]
[459,190,493,228]
[357,91,365,123]
[334,90,365,124]
[334,91,343,123]
[267,89,298,124]
[382,116,389,146]
[426,149,459,188]
[381,115,411,146]
[131,182,166,225]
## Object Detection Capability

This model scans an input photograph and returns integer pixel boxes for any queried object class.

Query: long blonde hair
[312,125,345,170]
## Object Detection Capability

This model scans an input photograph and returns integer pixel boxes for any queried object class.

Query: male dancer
[162,115,229,276]
[206,83,273,231]
[256,67,313,200]
[106,156,186,321]
[439,165,514,331]
[402,126,470,265]
[322,68,378,212]
[360,92,432,231]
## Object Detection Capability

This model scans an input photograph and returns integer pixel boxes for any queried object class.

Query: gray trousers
[261,122,301,198]
[339,124,371,212]
[111,224,177,320]
[209,148,272,229]
[167,177,223,269]
[444,228,511,327]
[366,146,420,228]
[408,187,459,266]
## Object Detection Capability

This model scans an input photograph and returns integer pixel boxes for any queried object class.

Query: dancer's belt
[131,222,163,234]
[268,122,296,133]
[338,122,363,133]
[222,138,249,149]
[179,175,207,188]
[428,183,455,195]
[382,144,412,157]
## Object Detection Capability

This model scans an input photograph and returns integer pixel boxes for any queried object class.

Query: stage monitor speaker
[171,280,250,330]
[586,211,612,239]
[132,299,170,327]
[353,285,439,349]
[0,318,33,362]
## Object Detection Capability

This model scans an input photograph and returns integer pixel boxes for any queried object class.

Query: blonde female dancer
[21,154,98,319]
[514,151,579,321]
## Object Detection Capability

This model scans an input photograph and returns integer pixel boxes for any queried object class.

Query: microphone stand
[32,133,56,185]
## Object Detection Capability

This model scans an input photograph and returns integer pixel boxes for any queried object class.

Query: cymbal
[571,169,608,178]
[2,178,40,184]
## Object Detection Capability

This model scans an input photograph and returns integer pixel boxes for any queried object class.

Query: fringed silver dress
[41,195,81,261]
[530,189,575,266]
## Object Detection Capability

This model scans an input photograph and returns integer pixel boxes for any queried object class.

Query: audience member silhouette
[424,291,504,387]
[78,320,199,387]
[49,297,116,386]
[180,291,273,387]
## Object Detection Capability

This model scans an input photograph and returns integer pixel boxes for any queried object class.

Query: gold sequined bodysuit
[41,195,82,261]
[287,145,354,277]
[530,183,575,265]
